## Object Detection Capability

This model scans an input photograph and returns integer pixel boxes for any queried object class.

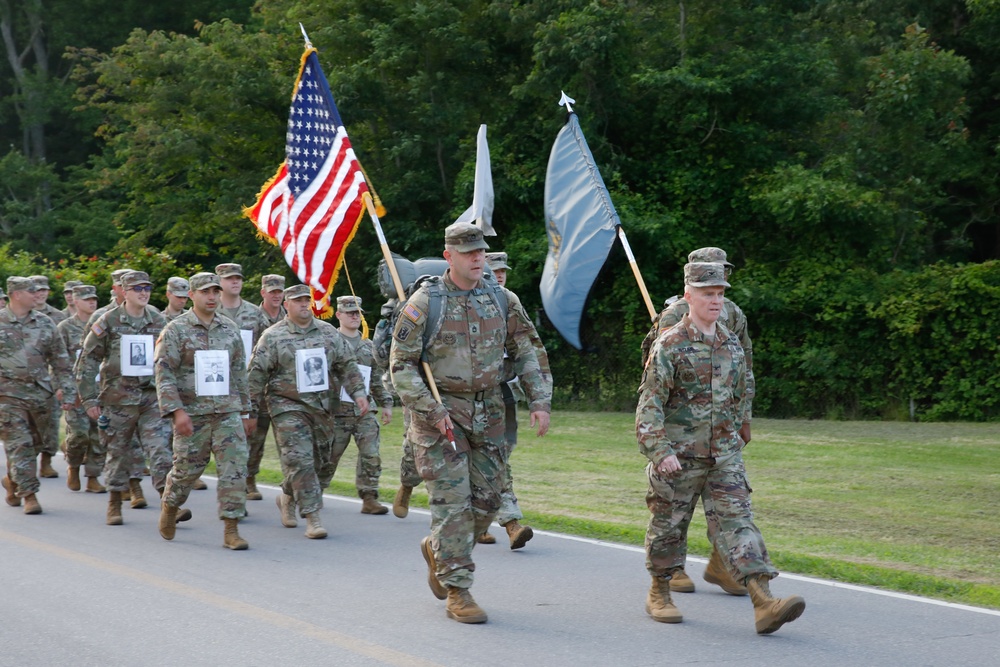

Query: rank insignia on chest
[403,303,425,324]
[470,323,480,335]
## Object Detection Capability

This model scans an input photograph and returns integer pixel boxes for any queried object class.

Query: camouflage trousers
[411,390,506,590]
[495,394,522,526]
[645,451,777,583]
[63,405,106,477]
[272,409,336,516]
[245,408,271,478]
[0,397,50,496]
[331,408,383,499]
[35,394,60,456]
[101,395,172,492]
[163,412,247,520]
[398,407,422,488]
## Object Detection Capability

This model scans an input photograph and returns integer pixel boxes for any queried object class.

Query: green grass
[246,412,1000,610]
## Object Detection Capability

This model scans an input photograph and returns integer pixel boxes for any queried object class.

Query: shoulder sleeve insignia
[396,324,412,342]
[403,303,425,324]
[91,322,105,337]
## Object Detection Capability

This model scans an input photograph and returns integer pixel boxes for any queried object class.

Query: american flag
[245,47,368,315]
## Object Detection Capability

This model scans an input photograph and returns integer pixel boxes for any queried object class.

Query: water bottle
[98,415,110,430]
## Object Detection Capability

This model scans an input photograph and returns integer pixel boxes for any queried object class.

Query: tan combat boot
[669,568,696,593]
[223,517,248,550]
[67,466,81,491]
[420,536,448,600]
[304,512,328,539]
[276,493,297,527]
[747,575,806,634]
[23,493,43,515]
[477,530,496,544]
[156,487,192,522]
[360,494,388,515]
[504,520,534,550]
[392,485,413,518]
[2,475,20,507]
[39,453,58,478]
[128,479,147,509]
[703,547,748,596]
[646,575,683,623]
[107,491,124,525]
[193,477,208,490]
[85,477,107,493]
[158,502,178,540]
[445,587,487,624]
[245,475,262,500]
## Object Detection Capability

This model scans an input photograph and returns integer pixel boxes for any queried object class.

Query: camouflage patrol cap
[485,252,510,271]
[684,262,731,288]
[283,284,311,300]
[262,274,285,292]
[6,276,39,293]
[444,222,490,252]
[336,295,364,313]
[110,269,133,286]
[121,270,152,289]
[189,272,222,291]
[167,276,190,297]
[687,247,734,268]
[29,275,50,290]
[72,285,98,300]
[215,263,244,278]
[63,280,83,293]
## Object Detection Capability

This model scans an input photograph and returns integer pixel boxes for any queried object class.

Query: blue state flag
[540,113,619,349]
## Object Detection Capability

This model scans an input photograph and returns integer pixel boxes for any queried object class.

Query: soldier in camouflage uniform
[332,295,394,515]
[162,277,190,322]
[155,272,252,550]
[29,275,67,478]
[641,247,755,596]
[61,280,83,319]
[1,277,77,515]
[0,286,7,309]
[247,284,368,539]
[215,263,270,501]
[637,262,805,634]
[78,271,176,525]
[258,274,287,327]
[390,222,552,624]
[57,285,107,493]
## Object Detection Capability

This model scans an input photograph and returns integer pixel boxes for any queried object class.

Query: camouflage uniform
[77,289,172,493]
[0,278,76,499]
[247,305,365,516]
[155,294,251,520]
[390,266,551,590]
[258,274,287,328]
[162,276,190,323]
[30,276,66,465]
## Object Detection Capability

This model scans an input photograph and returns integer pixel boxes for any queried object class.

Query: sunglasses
[129,285,154,293]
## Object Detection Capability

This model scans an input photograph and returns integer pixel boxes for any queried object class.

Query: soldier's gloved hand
[381,405,393,426]
[529,410,550,437]
[739,422,751,446]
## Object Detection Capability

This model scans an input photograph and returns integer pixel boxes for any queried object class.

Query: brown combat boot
[85,477,107,493]
[158,502,178,540]
[477,530,496,544]
[669,568,696,593]
[67,466,81,491]
[747,575,806,634]
[23,493,43,515]
[156,487,191,522]
[420,536,448,600]
[504,520,534,550]
[245,475,262,500]
[107,491,124,525]
[392,485,412,518]
[223,517,248,550]
[646,575,683,623]
[3,475,20,507]
[445,587,487,624]
[703,547,748,596]
[304,512,328,539]
[193,477,208,490]
[276,493,297,527]
[129,478,147,508]
[360,494,388,515]
[39,453,58,478]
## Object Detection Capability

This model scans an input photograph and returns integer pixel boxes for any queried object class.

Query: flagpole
[617,227,657,321]
[362,193,457,449]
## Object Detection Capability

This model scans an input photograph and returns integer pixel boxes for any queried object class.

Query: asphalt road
[2,460,998,667]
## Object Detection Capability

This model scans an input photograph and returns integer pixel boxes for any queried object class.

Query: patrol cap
[72,285,98,300]
[262,274,285,292]
[684,262,731,288]
[167,276,190,297]
[6,276,39,293]
[29,275,50,290]
[485,252,510,271]
[189,272,222,291]
[283,284,311,300]
[336,295,364,313]
[444,222,490,252]
[110,269,133,286]
[687,246,734,268]
[121,270,152,289]
[63,280,83,293]
[215,263,244,278]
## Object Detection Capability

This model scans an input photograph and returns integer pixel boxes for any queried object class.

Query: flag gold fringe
[310,203,365,319]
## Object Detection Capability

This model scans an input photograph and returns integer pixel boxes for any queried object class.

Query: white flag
[455,124,496,236]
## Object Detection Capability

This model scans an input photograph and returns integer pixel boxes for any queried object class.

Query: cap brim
[450,240,491,252]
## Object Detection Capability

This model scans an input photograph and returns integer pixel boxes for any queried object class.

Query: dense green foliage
[2,1,998,420]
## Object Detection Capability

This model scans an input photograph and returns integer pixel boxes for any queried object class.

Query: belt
[449,387,497,402]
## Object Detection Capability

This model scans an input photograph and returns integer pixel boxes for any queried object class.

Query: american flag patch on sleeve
[403,303,424,323]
